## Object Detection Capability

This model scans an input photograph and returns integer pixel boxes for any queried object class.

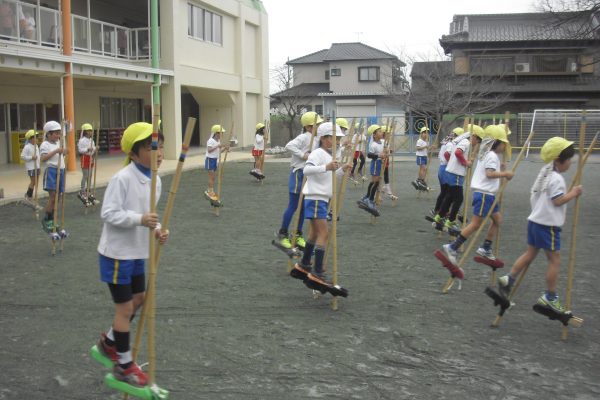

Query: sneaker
[41,218,54,233]
[537,293,565,314]
[383,184,392,195]
[476,247,496,260]
[277,234,292,249]
[361,175,367,182]
[204,190,218,202]
[295,234,306,249]
[444,219,461,233]
[411,180,419,190]
[498,275,511,298]
[112,362,148,387]
[442,243,458,265]
[97,333,118,364]
[433,214,442,224]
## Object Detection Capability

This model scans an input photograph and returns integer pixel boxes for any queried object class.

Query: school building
[0,0,269,168]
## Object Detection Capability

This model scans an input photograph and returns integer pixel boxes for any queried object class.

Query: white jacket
[97,162,162,260]
[302,147,344,202]
[286,131,318,172]
[78,136,96,155]
[40,140,65,168]
[20,142,40,170]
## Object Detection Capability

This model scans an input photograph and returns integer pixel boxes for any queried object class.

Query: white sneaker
[498,275,511,298]
[476,247,496,260]
[442,243,458,265]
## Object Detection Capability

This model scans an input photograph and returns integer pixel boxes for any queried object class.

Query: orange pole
[62,0,76,171]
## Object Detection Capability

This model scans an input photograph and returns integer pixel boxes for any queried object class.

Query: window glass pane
[19,104,35,131]
[187,4,193,36]
[194,7,203,39]
[19,3,36,42]
[359,68,368,80]
[213,14,221,44]
[90,21,102,52]
[40,7,59,45]
[110,98,122,128]
[0,2,17,39]
[72,16,88,50]
[9,104,18,131]
[204,11,213,42]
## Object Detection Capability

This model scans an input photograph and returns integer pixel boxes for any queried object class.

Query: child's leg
[280,191,300,234]
[383,166,389,185]
[448,186,464,221]
[544,249,561,294]
[81,168,89,191]
[359,154,365,173]
[253,155,259,170]
[311,219,328,274]
[449,215,483,251]
[368,177,380,201]
[418,164,426,180]
[301,220,317,266]
[434,184,449,212]
[45,190,56,215]
[351,156,358,174]
[509,245,539,280]
[207,170,216,190]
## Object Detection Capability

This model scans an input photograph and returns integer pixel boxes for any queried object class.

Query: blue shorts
[288,169,304,194]
[43,167,65,193]
[370,159,382,176]
[416,155,428,166]
[445,171,464,187]
[204,157,218,171]
[27,168,41,178]
[99,254,145,285]
[304,199,328,219]
[527,220,561,251]
[437,165,446,184]
[472,191,499,217]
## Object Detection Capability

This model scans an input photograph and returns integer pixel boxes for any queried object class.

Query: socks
[368,182,379,201]
[545,291,558,301]
[483,239,492,251]
[113,330,132,368]
[106,327,115,345]
[301,241,315,266]
[26,187,33,197]
[278,228,288,237]
[450,234,467,251]
[46,211,54,221]
[313,246,325,274]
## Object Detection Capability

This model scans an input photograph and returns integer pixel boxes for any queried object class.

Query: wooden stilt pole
[32,124,40,220]
[214,122,234,217]
[59,122,67,253]
[91,123,100,209]
[331,112,339,311]
[442,129,535,293]
[260,119,269,185]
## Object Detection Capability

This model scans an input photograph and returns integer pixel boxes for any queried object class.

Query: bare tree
[270,65,315,141]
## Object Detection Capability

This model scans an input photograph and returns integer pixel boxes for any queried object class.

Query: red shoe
[113,362,148,387]
[97,332,118,364]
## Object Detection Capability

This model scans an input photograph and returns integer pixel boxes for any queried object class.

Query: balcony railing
[0,0,153,60]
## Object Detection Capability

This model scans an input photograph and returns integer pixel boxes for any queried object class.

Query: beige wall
[328,60,392,93]
[293,64,328,85]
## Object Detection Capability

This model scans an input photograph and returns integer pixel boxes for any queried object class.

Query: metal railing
[0,0,153,60]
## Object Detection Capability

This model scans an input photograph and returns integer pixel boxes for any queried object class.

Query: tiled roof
[318,90,390,96]
[270,82,329,98]
[410,61,452,78]
[288,42,399,65]
[441,12,599,44]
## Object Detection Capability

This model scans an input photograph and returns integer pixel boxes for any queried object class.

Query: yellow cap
[25,129,37,139]
[335,118,349,130]
[497,123,512,136]
[81,123,93,131]
[211,124,225,134]
[121,122,153,154]
[354,122,361,130]
[367,124,381,136]
[420,126,430,133]
[300,111,323,127]
[255,122,265,130]
[452,127,464,135]
[484,125,509,143]
[470,124,485,139]
[541,137,574,163]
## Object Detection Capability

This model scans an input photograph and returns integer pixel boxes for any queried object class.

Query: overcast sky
[261,0,538,70]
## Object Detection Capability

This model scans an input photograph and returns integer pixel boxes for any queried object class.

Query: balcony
[0,0,154,61]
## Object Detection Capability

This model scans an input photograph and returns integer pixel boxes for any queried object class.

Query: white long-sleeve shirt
[97,162,162,260]
[39,140,65,168]
[78,136,96,155]
[286,131,318,172]
[529,171,567,227]
[445,137,471,177]
[20,142,40,170]
[253,134,265,151]
[302,147,344,202]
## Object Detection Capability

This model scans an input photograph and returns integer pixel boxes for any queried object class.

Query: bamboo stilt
[331,113,339,311]
[259,119,269,185]
[32,124,40,219]
[91,124,100,207]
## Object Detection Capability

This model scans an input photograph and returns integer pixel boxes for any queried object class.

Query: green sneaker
[433,214,442,223]
[41,219,54,233]
[537,293,565,313]
[444,219,460,232]
[295,235,306,249]
[278,235,292,249]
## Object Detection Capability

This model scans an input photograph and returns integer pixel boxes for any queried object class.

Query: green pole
[151,0,160,104]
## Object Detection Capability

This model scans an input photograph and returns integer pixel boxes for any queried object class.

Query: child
[357,124,388,216]
[78,123,97,205]
[434,125,484,232]
[94,122,169,387]
[349,122,366,182]
[20,129,40,201]
[431,127,463,216]
[39,121,66,232]
[412,126,430,190]
[250,122,266,179]
[291,121,350,285]
[379,125,397,200]
[498,137,581,313]
[441,125,513,265]
[276,111,322,251]
[204,124,229,203]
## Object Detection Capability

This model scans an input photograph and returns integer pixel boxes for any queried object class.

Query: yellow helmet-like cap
[300,111,323,127]
[354,122,361,130]
[470,124,485,139]
[81,123,93,131]
[211,124,225,134]
[452,127,464,135]
[25,129,37,139]
[420,126,430,133]
[367,124,381,136]
[121,122,153,154]
[484,125,509,143]
[255,122,265,130]
[335,118,349,130]
[497,123,512,136]
[541,137,574,163]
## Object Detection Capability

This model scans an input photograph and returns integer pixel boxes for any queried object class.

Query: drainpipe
[61,0,76,171]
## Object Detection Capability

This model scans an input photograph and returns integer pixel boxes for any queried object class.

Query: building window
[325,70,330,80]
[315,105,323,115]
[331,68,341,77]
[100,97,143,128]
[358,67,380,81]
[188,3,223,45]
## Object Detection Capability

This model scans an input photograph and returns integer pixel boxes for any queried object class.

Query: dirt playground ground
[1,156,599,400]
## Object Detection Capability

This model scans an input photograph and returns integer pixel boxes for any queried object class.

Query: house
[0,0,269,167]
[438,12,600,114]
[271,42,407,123]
